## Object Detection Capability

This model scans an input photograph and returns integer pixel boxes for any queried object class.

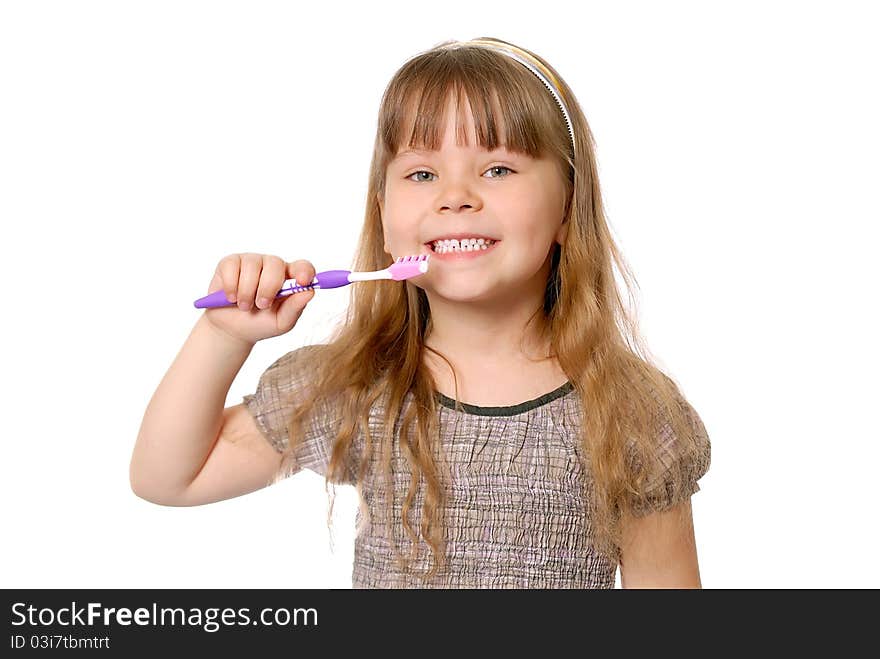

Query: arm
[618,497,702,588]
[130,314,281,506]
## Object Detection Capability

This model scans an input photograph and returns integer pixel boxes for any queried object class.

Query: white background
[1,0,877,589]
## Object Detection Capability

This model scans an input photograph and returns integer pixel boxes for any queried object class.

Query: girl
[131,37,711,589]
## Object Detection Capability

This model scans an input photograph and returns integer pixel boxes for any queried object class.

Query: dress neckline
[434,380,575,417]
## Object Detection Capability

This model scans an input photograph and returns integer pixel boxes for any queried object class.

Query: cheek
[518,192,565,241]
[384,178,411,200]
[381,212,419,246]
[502,221,560,268]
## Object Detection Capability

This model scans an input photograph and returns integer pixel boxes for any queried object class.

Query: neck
[422,281,553,366]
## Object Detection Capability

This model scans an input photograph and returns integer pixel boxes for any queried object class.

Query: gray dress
[243,345,710,589]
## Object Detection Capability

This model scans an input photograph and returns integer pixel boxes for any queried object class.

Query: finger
[255,255,285,309]
[285,259,317,289]
[237,253,263,311]
[208,271,222,294]
[216,255,242,303]
[276,282,314,331]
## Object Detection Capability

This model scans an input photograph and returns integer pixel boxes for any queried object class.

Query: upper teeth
[431,238,496,252]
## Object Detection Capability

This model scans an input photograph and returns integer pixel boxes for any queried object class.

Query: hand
[202,253,316,346]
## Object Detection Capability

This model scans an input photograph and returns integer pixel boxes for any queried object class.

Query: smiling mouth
[426,239,499,254]
[421,240,501,261]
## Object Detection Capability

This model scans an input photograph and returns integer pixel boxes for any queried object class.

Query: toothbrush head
[387,254,430,281]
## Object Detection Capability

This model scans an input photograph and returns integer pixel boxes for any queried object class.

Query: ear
[378,194,391,255]
[554,218,569,245]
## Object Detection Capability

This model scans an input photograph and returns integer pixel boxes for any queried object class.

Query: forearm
[130,314,254,500]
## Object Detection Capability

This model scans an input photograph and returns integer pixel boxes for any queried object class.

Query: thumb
[275,286,315,332]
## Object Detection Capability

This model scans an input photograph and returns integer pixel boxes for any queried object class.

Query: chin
[424,282,499,303]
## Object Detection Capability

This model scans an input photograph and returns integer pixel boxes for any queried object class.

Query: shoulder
[271,343,326,367]
[249,344,329,406]
[261,344,327,379]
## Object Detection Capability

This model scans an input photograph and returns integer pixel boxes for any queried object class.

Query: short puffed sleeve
[628,395,711,517]
[242,345,353,483]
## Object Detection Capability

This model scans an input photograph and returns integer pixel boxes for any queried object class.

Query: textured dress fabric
[242,345,711,589]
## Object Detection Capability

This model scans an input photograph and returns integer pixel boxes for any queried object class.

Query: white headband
[443,39,576,162]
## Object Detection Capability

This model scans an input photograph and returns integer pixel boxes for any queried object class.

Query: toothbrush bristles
[386,253,430,279]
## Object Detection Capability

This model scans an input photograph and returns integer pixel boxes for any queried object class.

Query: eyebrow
[392,146,515,161]
[392,149,426,160]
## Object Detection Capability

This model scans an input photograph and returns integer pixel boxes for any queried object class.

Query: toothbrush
[193,254,430,309]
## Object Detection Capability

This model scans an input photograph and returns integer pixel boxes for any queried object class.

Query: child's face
[379,95,568,303]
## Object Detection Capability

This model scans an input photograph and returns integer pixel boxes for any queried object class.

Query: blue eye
[485,166,513,178]
[405,166,514,182]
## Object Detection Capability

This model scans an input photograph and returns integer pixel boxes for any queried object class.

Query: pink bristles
[387,254,431,281]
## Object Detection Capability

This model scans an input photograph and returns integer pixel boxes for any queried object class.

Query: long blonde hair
[274,37,709,580]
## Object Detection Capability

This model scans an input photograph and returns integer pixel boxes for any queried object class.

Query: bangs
[379,46,566,162]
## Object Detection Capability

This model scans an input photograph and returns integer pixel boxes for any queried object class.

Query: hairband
[446,39,576,162]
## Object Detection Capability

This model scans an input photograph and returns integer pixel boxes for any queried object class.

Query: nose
[437,176,482,214]
[441,200,473,212]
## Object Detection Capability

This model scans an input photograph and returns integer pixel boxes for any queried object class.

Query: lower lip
[423,241,501,261]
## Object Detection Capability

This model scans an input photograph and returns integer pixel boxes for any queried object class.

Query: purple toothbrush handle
[193,289,242,309]
[193,269,352,309]
[310,270,352,288]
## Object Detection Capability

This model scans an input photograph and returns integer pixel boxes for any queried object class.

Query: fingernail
[227,292,236,303]
[256,297,270,309]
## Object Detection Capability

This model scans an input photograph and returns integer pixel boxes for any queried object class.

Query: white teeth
[430,238,496,254]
